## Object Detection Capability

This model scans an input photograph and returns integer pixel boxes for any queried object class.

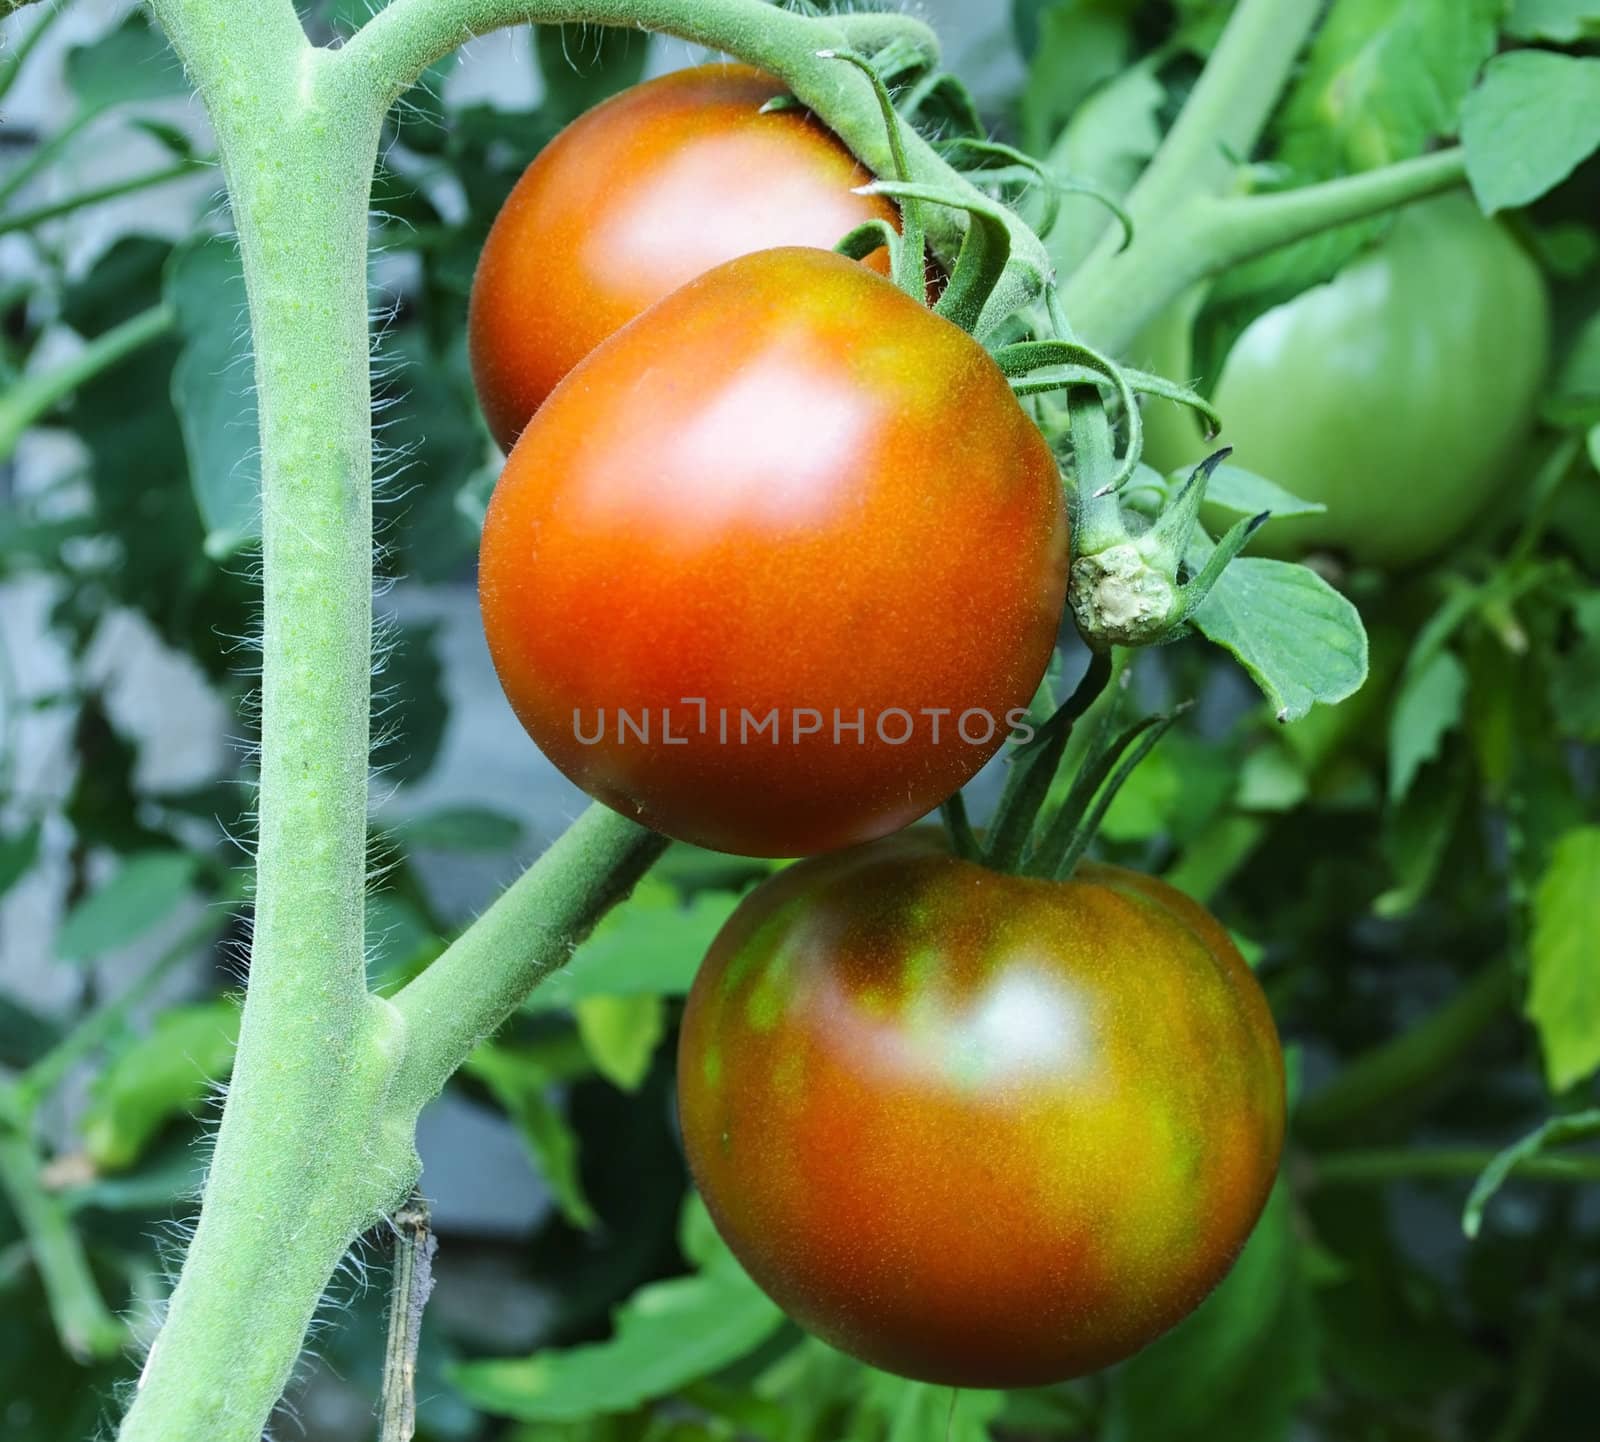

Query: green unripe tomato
[677,831,1286,1387]
[1149,195,1550,568]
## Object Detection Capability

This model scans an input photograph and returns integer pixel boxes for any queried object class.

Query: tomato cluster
[471,67,1283,1387]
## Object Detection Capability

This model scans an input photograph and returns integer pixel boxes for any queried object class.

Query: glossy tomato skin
[479,247,1068,859]
[1147,195,1549,568]
[468,63,899,450]
[678,832,1285,1386]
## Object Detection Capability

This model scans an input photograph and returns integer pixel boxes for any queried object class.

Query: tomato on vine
[678,830,1286,1386]
[479,247,1068,858]
[468,63,902,450]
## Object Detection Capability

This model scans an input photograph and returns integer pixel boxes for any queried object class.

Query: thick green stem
[0,1127,124,1361]
[0,303,175,462]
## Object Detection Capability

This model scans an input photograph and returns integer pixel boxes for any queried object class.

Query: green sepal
[1178,508,1271,623]
[834,217,903,274]
[943,136,1134,250]
[992,337,1142,494]
[1147,448,1232,563]
[863,180,1014,333]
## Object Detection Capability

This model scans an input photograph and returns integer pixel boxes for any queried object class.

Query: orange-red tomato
[468,63,899,450]
[478,247,1067,858]
[678,831,1286,1385]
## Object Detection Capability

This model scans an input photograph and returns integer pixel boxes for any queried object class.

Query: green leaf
[371,621,447,786]
[1590,423,1600,474]
[64,13,184,111]
[1508,0,1600,42]
[1106,1183,1318,1442]
[575,995,666,1093]
[449,1200,783,1421]
[1548,592,1600,742]
[81,1001,239,1170]
[535,22,651,126]
[527,880,741,1012]
[1464,1109,1600,1237]
[0,822,41,901]
[1198,464,1326,521]
[1388,648,1467,803]
[61,236,171,338]
[1275,0,1501,174]
[55,851,199,962]
[1020,0,1137,155]
[1376,755,1469,918]
[464,1041,598,1231]
[1526,827,1600,1091]
[1189,549,1369,723]
[394,806,523,853]
[167,236,260,559]
[1463,51,1600,213]
[871,1373,1005,1442]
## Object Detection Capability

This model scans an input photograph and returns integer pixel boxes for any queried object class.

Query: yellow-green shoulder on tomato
[1145,194,1550,569]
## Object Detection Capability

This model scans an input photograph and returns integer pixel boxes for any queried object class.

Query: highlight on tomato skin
[477,246,1070,860]
[467,62,902,451]
[676,830,1287,1388]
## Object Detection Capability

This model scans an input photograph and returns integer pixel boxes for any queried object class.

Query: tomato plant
[678,830,1285,1386]
[1148,196,1550,568]
[479,245,1069,857]
[468,63,900,449]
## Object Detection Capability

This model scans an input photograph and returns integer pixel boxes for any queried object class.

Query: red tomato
[678,831,1286,1385]
[478,247,1067,858]
[468,63,900,450]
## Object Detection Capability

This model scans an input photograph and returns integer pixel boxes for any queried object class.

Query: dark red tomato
[478,246,1067,859]
[678,831,1286,1386]
[468,63,900,450]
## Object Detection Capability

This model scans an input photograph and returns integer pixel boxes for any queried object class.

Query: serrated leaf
[1526,827,1600,1091]
[82,1001,239,1170]
[1388,649,1467,803]
[167,237,260,559]
[1188,547,1368,723]
[464,1042,597,1231]
[1463,52,1600,213]
[1464,1110,1600,1238]
[394,806,522,853]
[448,1199,783,1421]
[574,994,665,1093]
[1106,1183,1318,1442]
[64,13,185,112]
[527,879,741,1012]
[1197,463,1326,521]
[56,851,199,962]
[1508,0,1600,42]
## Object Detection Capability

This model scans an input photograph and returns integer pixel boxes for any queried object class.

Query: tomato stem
[940,794,981,861]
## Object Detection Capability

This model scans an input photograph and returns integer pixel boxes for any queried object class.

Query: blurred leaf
[1189,550,1369,723]
[1526,827,1600,1091]
[0,994,62,1070]
[366,890,441,978]
[1020,0,1137,154]
[527,879,741,1012]
[1464,1109,1600,1237]
[1388,648,1467,803]
[168,236,260,559]
[64,12,184,111]
[575,995,665,1093]
[1200,464,1326,521]
[1509,0,1600,40]
[1101,733,1235,843]
[394,806,523,853]
[536,23,651,126]
[0,822,41,902]
[1548,592,1600,742]
[371,621,447,786]
[1106,1183,1318,1442]
[1376,754,1469,918]
[465,1041,598,1231]
[60,235,171,339]
[81,1000,238,1170]
[55,851,198,962]
[1236,744,1309,813]
[871,1372,1005,1442]
[1463,52,1600,213]
[450,1198,783,1420]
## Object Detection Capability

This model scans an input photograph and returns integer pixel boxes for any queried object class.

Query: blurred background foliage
[1,0,1598,1439]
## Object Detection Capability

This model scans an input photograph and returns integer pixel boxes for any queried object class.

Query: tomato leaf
[392,806,523,853]
[1188,547,1369,724]
[64,12,185,112]
[527,879,743,1011]
[1507,0,1600,44]
[1020,0,1137,155]
[1106,1183,1319,1442]
[1463,1109,1600,1238]
[1526,827,1600,1092]
[574,994,666,1093]
[1198,464,1326,521]
[81,1001,239,1170]
[0,822,41,903]
[1463,51,1600,213]
[448,1198,783,1421]
[167,236,260,560]
[55,851,199,962]
[1388,648,1467,803]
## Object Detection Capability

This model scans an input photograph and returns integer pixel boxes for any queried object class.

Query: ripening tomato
[479,247,1068,858]
[678,831,1285,1386]
[468,63,901,449]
